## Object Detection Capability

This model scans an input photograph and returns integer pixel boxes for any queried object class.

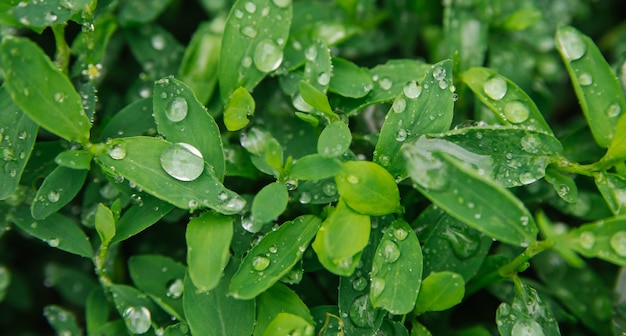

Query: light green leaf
[153,77,226,181]
[264,138,284,174]
[44,305,82,336]
[95,203,116,247]
[30,166,88,220]
[566,216,626,266]
[10,207,92,258]
[218,0,292,101]
[414,271,464,314]
[184,263,255,336]
[0,87,38,199]
[374,59,455,178]
[224,87,255,131]
[495,283,560,336]
[318,121,351,158]
[605,113,626,165]
[99,98,156,140]
[128,255,186,321]
[595,172,626,215]
[186,212,233,292]
[403,145,537,247]
[251,182,289,225]
[545,168,578,204]
[112,196,175,244]
[254,282,315,336]
[0,37,90,144]
[55,150,93,170]
[263,313,315,336]
[230,215,321,299]
[328,57,373,98]
[289,154,342,180]
[298,80,338,121]
[335,160,401,216]
[94,136,246,214]
[462,67,552,134]
[370,219,423,315]
[556,25,626,148]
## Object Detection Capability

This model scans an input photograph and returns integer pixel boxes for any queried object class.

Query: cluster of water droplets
[482,75,532,124]
[1,125,30,179]
[369,225,409,300]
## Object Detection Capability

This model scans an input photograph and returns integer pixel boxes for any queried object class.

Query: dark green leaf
[55,150,93,170]
[224,87,255,131]
[112,196,175,244]
[109,284,166,334]
[254,282,315,336]
[566,216,626,266]
[302,39,332,93]
[500,7,542,31]
[292,178,339,205]
[118,0,172,26]
[495,282,560,336]
[44,305,82,336]
[328,57,373,98]
[442,2,488,71]
[125,24,184,79]
[289,154,342,181]
[298,80,338,121]
[595,172,626,215]
[318,121,351,158]
[545,168,578,204]
[31,166,88,220]
[251,182,288,225]
[86,289,111,334]
[10,0,73,30]
[44,263,97,307]
[0,37,90,143]
[414,271,464,314]
[100,98,156,140]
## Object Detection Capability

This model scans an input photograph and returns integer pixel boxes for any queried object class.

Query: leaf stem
[51,24,70,74]
[498,240,552,277]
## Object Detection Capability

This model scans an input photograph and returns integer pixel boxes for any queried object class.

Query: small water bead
[438,80,449,90]
[241,26,258,38]
[504,101,530,123]
[392,98,406,113]
[272,0,291,8]
[160,142,204,182]
[299,192,312,204]
[578,231,595,249]
[151,34,166,50]
[558,29,586,61]
[557,184,570,198]
[347,175,359,184]
[511,319,545,336]
[268,245,278,254]
[578,72,593,86]
[304,46,318,61]
[393,228,408,241]
[244,1,256,13]
[322,182,337,196]
[380,240,401,263]
[379,77,393,90]
[234,9,244,18]
[351,276,368,291]
[483,76,507,101]
[253,39,283,73]
[123,306,152,334]
[224,197,245,212]
[370,277,385,298]
[433,67,446,80]
[519,172,537,185]
[403,81,422,99]
[48,238,60,247]
[610,231,626,257]
[47,191,60,203]
[108,145,126,160]
[166,278,184,299]
[607,103,621,118]
[395,129,408,142]
[54,92,65,103]
[252,255,271,271]
[165,96,188,122]
[240,56,253,68]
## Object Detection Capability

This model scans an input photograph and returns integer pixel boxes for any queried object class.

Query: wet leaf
[328,57,373,98]
[54,150,93,170]
[495,282,560,336]
[31,166,88,220]
[125,24,184,79]
[595,172,626,215]
[302,39,332,93]
[100,98,156,140]
[566,216,626,266]
[109,284,167,334]
[289,154,342,180]
[414,271,464,314]
[95,203,116,247]
[10,0,73,30]
[118,0,172,26]
[298,80,338,121]
[44,305,82,336]
[224,87,255,131]
[318,121,351,158]
[112,196,175,244]
[254,282,315,336]
[545,168,578,204]
[251,182,289,225]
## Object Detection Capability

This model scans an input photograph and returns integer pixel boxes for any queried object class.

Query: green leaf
[263,313,315,336]
[403,145,538,247]
[153,77,226,181]
[317,121,351,158]
[595,172,626,215]
[31,166,88,220]
[44,305,82,336]
[184,263,255,336]
[254,282,315,336]
[112,196,175,244]
[328,57,373,98]
[370,219,423,315]
[0,87,38,199]
[263,138,284,174]
[335,160,401,216]
[230,215,321,299]
[289,154,342,180]
[10,0,73,30]
[0,37,90,143]
[545,168,578,204]
[100,98,156,140]
[94,136,246,214]
[109,284,166,334]
[218,0,292,101]
[293,178,339,206]
[86,289,110,335]
[44,263,97,307]
[442,2,488,71]
[177,21,221,105]
[555,25,626,148]
[605,113,626,165]
[298,80,338,121]
[186,212,233,292]
[125,24,185,79]
[414,271,464,314]
[95,203,116,247]
[566,216,626,266]
[10,207,92,258]
[251,182,289,225]
[462,67,552,134]
[54,150,93,170]
[495,282,560,336]
[374,59,455,178]
[118,0,172,26]
[128,255,186,321]
[302,39,332,93]
[500,7,542,31]
[224,87,255,131]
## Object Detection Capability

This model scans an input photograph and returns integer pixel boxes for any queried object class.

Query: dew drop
[483,76,507,101]
[403,81,422,98]
[272,0,291,8]
[392,98,406,113]
[511,319,545,336]
[504,101,530,123]
[241,56,253,67]
[607,103,621,118]
[579,231,595,249]
[253,39,283,73]
[108,145,126,160]
[322,182,337,196]
[299,192,312,204]
[304,45,318,61]
[433,67,446,80]
[557,184,570,198]
[223,197,245,212]
[558,29,586,61]
[47,191,60,203]
[395,129,408,142]
[241,26,258,38]
[54,92,65,103]
[48,238,60,247]
[349,295,376,328]
[520,134,541,154]
[151,35,166,50]
[252,255,270,271]
[166,278,184,299]
[370,277,385,298]
[380,240,401,263]
[244,1,256,13]
[165,96,188,122]
[440,224,480,259]
[519,172,537,185]
[218,191,229,201]
[578,72,593,86]
[187,199,199,210]
[234,9,244,18]
[268,245,278,253]
[438,80,449,90]
[610,231,626,257]
[123,306,152,334]
[393,228,408,241]
[347,175,359,184]
[160,142,204,182]
[352,277,367,291]
[379,77,393,90]
[317,72,331,86]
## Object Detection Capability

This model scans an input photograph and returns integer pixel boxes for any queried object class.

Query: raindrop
[47,191,60,203]
[349,295,376,328]
[403,81,422,99]
[272,0,291,8]
[317,72,331,86]
[578,73,593,86]
[380,240,400,263]
[347,175,359,184]
[166,278,184,299]
[241,26,258,38]
[54,92,65,103]
[188,199,199,210]
[123,306,152,334]
[579,231,595,249]
[244,1,256,13]
[151,35,166,50]
[433,67,446,80]
[511,319,545,336]
[253,39,283,73]
[393,228,408,241]
[322,182,337,196]
[304,46,317,61]
[392,98,406,113]
[48,238,60,247]
[519,172,537,185]
[286,179,298,190]
[395,129,408,142]
[268,245,278,253]
[440,224,480,259]
[108,145,126,160]
[607,103,621,118]
[438,80,449,90]
[165,96,188,122]
[504,101,530,123]
[234,9,244,18]
[379,77,393,90]
[292,93,314,112]
[223,197,245,212]
[520,134,541,154]
[299,192,312,204]
[370,277,385,298]
[483,76,507,101]
[352,277,367,291]
[17,131,27,140]
[160,142,204,182]
[610,231,626,257]
[241,56,252,67]
[252,255,270,271]
[557,185,570,198]
[558,29,586,61]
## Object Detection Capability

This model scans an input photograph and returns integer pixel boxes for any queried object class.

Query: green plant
[1,0,626,335]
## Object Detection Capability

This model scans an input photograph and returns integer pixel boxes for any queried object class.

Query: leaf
[112,196,175,244]
[218,0,292,101]
[31,166,88,220]
[0,87,38,199]
[374,59,455,178]
[109,284,167,334]
[10,0,74,30]
[229,215,321,299]
[293,178,340,206]
[44,263,97,307]
[86,289,110,334]
[94,136,246,214]
[495,282,560,336]
[10,207,92,258]
[54,150,93,170]
[328,57,373,98]
[289,154,342,180]
[262,313,315,336]
[302,39,332,92]
[462,67,552,134]
[128,255,186,321]
[224,87,255,131]
[153,77,226,181]
[442,2,488,71]
[545,168,578,204]
[117,0,172,26]
[254,282,315,336]
[186,212,233,292]
[403,144,538,247]
[317,121,351,158]
[500,7,542,31]
[566,216,626,266]
[0,37,90,143]
[125,24,184,79]
[95,203,116,247]
[555,25,626,148]
[298,80,338,121]
[100,98,156,140]
[414,271,464,314]
[184,263,255,336]
[370,219,423,315]
[595,172,626,215]
[251,182,289,225]
[44,305,82,336]
[335,160,401,216]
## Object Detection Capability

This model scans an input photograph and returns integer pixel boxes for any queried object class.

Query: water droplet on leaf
[272,0,291,8]
[241,26,258,38]
[244,2,256,13]
[504,101,530,123]
[108,145,126,160]
[483,76,507,101]
[511,319,545,336]
[47,191,60,203]
[610,231,626,257]
[558,29,586,61]
[440,224,480,259]
[578,231,595,249]
[395,129,408,142]
[317,72,330,86]
[393,228,408,241]
[379,77,393,90]
[165,97,188,122]
[578,73,593,86]
[252,255,270,271]
[380,240,400,263]
[352,277,367,291]
[160,142,204,182]
[433,67,446,80]
[151,35,166,50]
[607,103,621,118]
[123,306,152,334]
[166,278,184,299]
[349,295,376,328]
[253,39,283,73]
[403,81,422,98]
[520,134,541,154]
[392,98,406,113]
[370,277,385,298]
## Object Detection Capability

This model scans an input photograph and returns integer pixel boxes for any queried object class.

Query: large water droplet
[483,76,507,101]
[47,191,60,203]
[578,72,593,86]
[607,103,621,118]
[392,98,406,113]
[322,182,337,196]
[151,35,166,50]
[370,277,385,298]
[352,277,367,291]
[380,240,401,263]
[317,72,331,86]
[123,306,152,334]
[244,1,256,13]
[510,319,545,336]
[519,172,537,185]
[379,77,392,90]
[440,224,480,259]
[48,238,60,247]
[393,227,408,241]
[108,145,126,160]
[395,129,408,142]
[165,97,188,122]
[558,29,586,61]
[166,278,184,299]
[403,81,422,99]
[610,231,626,257]
[578,231,595,249]
[253,39,283,73]
[504,101,530,123]
[252,255,270,271]
[299,191,312,204]
[160,143,204,182]
[272,0,291,8]
[347,175,359,184]
[520,134,541,154]
[349,295,376,328]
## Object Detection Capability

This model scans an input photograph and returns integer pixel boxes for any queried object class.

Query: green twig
[51,24,70,74]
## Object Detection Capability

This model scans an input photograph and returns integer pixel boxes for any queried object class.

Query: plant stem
[498,240,552,277]
[51,24,70,74]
